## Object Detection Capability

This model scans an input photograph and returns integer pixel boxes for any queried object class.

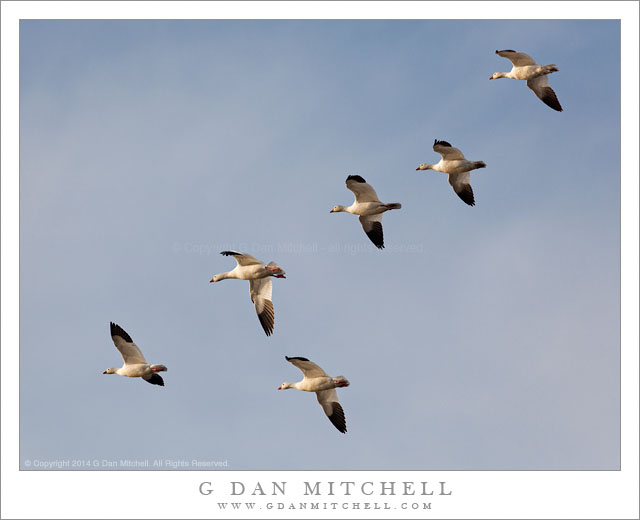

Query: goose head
[103,368,117,375]
[330,205,346,213]
[278,382,292,390]
[416,163,432,171]
[489,72,505,80]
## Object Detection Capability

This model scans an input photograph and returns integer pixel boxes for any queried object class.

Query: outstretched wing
[345,175,380,203]
[250,277,275,336]
[527,76,563,112]
[448,172,475,206]
[433,139,466,160]
[110,322,147,365]
[220,250,263,266]
[285,356,329,378]
[358,214,384,249]
[316,389,347,433]
[496,49,537,67]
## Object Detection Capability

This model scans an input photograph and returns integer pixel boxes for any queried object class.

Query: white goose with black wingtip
[416,139,486,206]
[490,49,563,112]
[278,356,350,434]
[330,175,402,249]
[103,322,167,386]
[209,251,286,336]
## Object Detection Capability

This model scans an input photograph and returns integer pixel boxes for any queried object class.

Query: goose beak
[209,278,215,283]
[415,167,420,170]
[329,209,334,213]
[277,386,283,390]
[102,370,107,374]
[275,274,286,279]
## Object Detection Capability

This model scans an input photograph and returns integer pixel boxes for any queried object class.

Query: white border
[2,2,638,519]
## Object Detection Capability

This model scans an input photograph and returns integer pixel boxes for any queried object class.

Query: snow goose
[103,322,167,386]
[490,49,563,112]
[278,356,350,434]
[330,175,401,249]
[416,139,486,206]
[209,251,286,336]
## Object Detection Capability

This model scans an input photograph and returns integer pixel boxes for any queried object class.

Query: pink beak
[209,278,214,283]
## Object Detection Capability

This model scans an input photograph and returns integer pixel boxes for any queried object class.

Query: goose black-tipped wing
[250,277,275,336]
[110,322,133,343]
[286,356,329,378]
[359,214,384,249]
[346,174,367,184]
[433,139,466,160]
[110,322,147,365]
[327,402,347,434]
[144,373,165,386]
[448,172,475,206]
[285,356,310,362]
[257,300,274,336]
[317,389,347,434]
[527,76,563,112]
[345,175,380,203]
[496,49,537,66]
[220,250,262,266]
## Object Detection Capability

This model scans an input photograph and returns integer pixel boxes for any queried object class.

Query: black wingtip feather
[434,139,452,147]
[257,300,275,336]
[110,322,133,343]
[497,49,516,53]
[328,402,347,434]
[540,89,563,112]
[365,221,385,249]
[220,250,242,256]
[146,373,165,386]
[346,174,367,184]
[456,185,476,206]
[285,356,310,362]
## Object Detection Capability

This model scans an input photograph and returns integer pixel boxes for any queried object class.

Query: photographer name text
[199,480,452,497]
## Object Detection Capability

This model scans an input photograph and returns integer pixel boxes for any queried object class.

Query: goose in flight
[490,49,563,112]
[103,322,167,386]
[330,175,401,249]
[210,251,286,336]
[278,356,350,434]
[416,140,486,206]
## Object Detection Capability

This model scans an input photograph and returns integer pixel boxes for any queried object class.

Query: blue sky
[18,19,620,470]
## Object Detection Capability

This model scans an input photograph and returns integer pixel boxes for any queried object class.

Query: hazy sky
[19,19,620,470]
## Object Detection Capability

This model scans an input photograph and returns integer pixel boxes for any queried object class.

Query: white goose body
[278,356,350,434]
[213,262,272,281]
[285,376,340,393]
[417,139,486,206]
[330,175,401,249]
[495,64,556,81]
[103,322,167,386]
[490,49,563,112]
[425,159,482,175]
[210,251,286,336]
[337,200,395,217]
